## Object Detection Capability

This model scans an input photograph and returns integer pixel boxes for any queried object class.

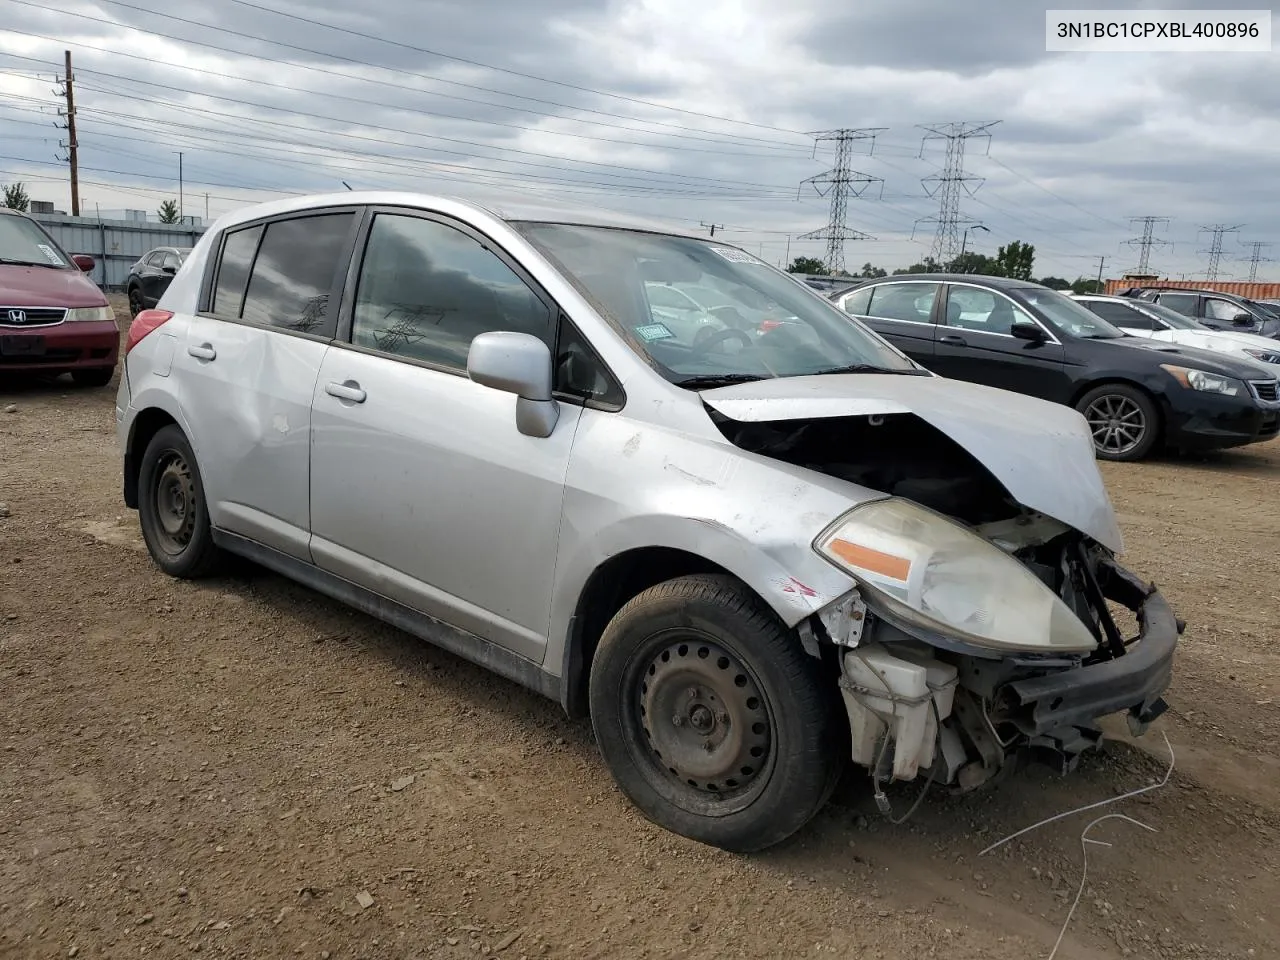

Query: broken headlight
[814,498,1098,653]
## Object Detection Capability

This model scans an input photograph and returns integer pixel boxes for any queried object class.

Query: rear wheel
[128,286,145,317]
[588,574,844,852]
[71,367,114,388]
[137,424,224,578]
[1076,383,1160,461]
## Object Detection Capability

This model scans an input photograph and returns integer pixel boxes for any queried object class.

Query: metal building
[30,212,208,292]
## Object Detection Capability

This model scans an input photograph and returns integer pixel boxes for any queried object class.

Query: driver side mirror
[1010,321,1046,342]
[1232,312,1253,327]
[162,264,177,276]
[72,254,94,272]
[467,331,559,438]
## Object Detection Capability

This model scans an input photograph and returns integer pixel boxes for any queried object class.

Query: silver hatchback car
[117,192,1180,852]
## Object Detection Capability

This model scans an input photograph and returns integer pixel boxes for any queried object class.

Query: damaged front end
[812,514,1181,793]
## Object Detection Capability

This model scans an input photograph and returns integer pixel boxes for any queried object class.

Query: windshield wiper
[673,373,770,389]
[813,363,928,376]
[0,257,61,268]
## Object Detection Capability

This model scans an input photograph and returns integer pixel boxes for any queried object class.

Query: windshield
[1134,301,1206,330]
[1246,299,1280,321]
[513,223,919,384]
[0,215,72,268]
[1017,287,1125,339]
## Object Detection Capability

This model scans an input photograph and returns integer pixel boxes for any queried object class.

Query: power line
[0,44,807,160]
[1240,240,1274,283]
[219,0,811,139]
[1198,224,1243,280]
[1124,217,1172,274]
[798,129,885,274]
[915,121,1000,262]
[10,0,807,149]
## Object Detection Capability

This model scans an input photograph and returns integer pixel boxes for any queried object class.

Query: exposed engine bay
[711,408,1180,797]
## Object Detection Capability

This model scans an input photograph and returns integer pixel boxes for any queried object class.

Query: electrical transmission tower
[914,121,1000,263]
[1124,217,1172,274]
[1198,224,1243,280]
[798,128,885,274]
[1240,240,1274,283]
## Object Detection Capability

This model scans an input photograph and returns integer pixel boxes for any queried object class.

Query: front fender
[545,412,866,675]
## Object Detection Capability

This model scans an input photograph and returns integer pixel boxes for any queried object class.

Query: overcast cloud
[1,0,1278,281]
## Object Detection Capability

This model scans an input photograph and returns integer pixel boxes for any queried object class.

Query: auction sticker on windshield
[35,244,66,266]
[708,246,761,264]
[635,322,675,341]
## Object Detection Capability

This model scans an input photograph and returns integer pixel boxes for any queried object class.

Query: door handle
[187,342,216,360]
[939,334,967,346]
[325,380,366,403]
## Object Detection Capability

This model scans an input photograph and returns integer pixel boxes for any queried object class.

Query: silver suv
[116,192,1180,852]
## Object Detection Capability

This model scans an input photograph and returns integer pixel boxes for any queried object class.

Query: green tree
[2,182,30,212]
[157,199,181,224]
[1038,276,1071,290]
[948,252,1000,275]
[788,256,827,274]
[1070,277,1104,295]
[994,241,1035,281]
[856,262,887,279]
[893,256,941,275]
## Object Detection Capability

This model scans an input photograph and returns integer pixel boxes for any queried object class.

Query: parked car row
[829,274,1280,461]
[113,191,1183,853]
[1118,286,1280,338]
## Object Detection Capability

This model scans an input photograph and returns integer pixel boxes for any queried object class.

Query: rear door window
[210,226,263,318]
[239,213,354,337]
[1155,292,1197,316]
[866,282,938,324]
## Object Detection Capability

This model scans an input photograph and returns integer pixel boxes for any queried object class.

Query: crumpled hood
[701,374,1125,553]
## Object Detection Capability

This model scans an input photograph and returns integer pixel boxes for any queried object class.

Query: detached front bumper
[829,556,1181,788]
[1000,558,1179,738]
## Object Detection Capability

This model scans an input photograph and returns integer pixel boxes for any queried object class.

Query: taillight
[126,310,173,354]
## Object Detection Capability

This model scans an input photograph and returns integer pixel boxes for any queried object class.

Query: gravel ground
[1,297,1277,959]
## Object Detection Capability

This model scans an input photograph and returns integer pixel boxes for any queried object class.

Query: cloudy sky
[1,0,1277,281]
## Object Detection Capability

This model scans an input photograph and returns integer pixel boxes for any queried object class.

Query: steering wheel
[690,326,754,357]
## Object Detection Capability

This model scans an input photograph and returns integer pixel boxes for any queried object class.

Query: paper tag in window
[36,244,66,266]
[708,245,759,264]
[634,322,675,342]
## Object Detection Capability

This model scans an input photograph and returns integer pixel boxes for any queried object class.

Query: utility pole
[1124,217,1172,274]
[204,192,209,221]
[1240,240,1273,283]
[56,50,80,216]
[915,121,1000,263]
[699,221,725,237]
[177,152,184,221]
[1199,224,1243,280]
[798,127,885,274]
[1095,255,1106,290]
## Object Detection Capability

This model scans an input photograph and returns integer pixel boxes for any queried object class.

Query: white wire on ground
[1047,814,1157,960]
[979,730,1175,857]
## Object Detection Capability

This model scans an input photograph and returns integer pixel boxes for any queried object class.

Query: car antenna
[341,181,353,191]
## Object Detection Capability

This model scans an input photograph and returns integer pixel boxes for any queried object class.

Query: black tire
[137,424,224,578]
[128,285,145,318]
[1075,383,1160,462]
[71,367,114,388]
[589,574,845,853]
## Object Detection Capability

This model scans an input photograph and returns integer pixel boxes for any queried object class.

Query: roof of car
[204,191,712,243]
[843,273,1045,290]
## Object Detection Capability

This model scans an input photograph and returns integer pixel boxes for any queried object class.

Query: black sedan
[125,246,191,317]
[830,274,1280,461]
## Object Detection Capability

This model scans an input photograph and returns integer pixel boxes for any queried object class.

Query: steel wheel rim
[152,451,197,555]
[1084,394,1146,455]
[623,630,776,815]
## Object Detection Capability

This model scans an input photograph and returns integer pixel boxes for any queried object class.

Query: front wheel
[589,575,844,852]
[1076,383,1160,462]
